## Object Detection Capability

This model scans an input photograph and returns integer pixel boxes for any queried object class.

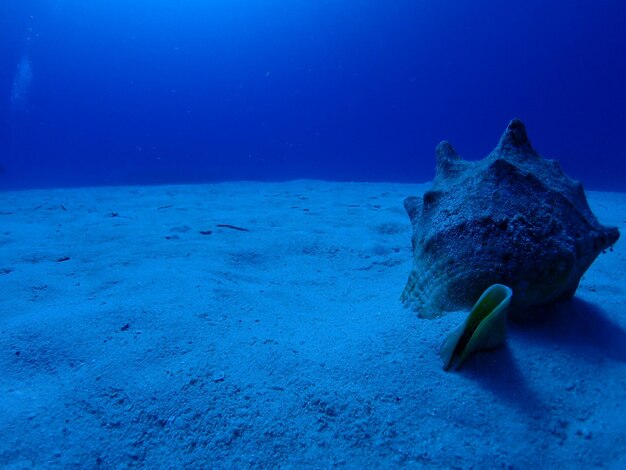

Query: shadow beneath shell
[513,297,626,364]
[458,344,543,413]
[442,297,626,414]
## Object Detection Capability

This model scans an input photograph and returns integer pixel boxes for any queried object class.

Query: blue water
[1,0,625,190]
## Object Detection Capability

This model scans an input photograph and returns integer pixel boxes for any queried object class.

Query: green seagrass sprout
[439,284,513,371]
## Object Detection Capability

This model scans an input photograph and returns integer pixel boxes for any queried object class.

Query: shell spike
[435,140,462,178]
[494,118,538,157]
[403,196,422,227]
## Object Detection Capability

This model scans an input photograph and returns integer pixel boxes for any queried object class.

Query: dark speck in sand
[217,224,250,232]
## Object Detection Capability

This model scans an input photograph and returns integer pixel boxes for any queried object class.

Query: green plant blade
[439,284,513,371]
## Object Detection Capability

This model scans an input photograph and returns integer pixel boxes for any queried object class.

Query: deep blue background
[1,0,625,190]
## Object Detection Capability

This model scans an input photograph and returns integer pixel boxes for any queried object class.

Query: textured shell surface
[402,119,620,319]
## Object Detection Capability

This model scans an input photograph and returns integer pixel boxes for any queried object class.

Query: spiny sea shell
[401,119,620,319]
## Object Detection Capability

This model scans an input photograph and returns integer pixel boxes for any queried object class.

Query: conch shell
[402,119,620,319]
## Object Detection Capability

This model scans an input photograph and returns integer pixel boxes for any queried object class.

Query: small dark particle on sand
[111,212,119,217]
[217,224,250,232]
[157,205,173,210]
[60,205,67,211]
[56,256,70,262]
[120,324,130,331]
[199,230,213,235]
[0,211,13,215]
[165,235,180,240]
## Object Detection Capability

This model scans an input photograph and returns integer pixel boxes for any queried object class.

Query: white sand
[1,180,625,468]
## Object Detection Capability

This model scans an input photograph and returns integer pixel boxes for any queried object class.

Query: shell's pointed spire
[435,140,462,178]
[494,118,539,157]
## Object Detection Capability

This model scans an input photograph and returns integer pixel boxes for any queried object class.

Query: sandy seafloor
[0,180,625,469]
